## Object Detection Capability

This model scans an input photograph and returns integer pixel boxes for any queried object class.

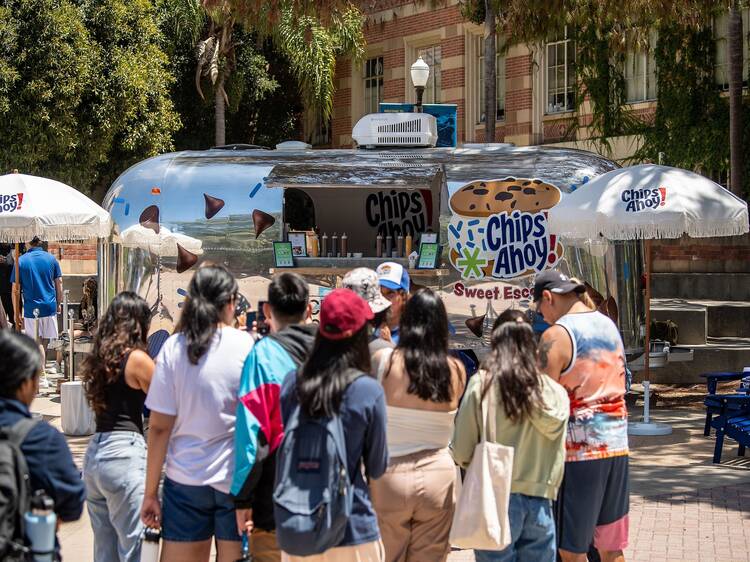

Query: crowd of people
[0,258,631,562]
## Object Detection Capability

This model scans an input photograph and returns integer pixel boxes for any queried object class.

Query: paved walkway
[33,394,749,561]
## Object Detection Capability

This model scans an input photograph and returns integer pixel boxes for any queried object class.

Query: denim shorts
[161,477,241,542]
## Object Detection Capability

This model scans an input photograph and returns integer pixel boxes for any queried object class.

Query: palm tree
[728,0,744,195]
[180,0,364,146]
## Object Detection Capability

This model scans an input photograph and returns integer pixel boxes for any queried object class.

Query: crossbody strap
[479,371,497,444]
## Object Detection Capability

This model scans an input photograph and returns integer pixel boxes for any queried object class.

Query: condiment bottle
[405,234,412,256]
[332,233,339,257]
[397,235,404,257]
[341,232,348,257]
[385,235,392,257]
[376,234,383,258]
[321,232,328,257]
[311,234,319,257]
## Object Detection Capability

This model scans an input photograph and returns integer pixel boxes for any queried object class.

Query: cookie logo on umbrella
[448,178,564,280]
[0,193,23,213]
[621,187,667,212]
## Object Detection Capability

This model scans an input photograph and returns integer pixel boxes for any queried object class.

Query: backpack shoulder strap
[4,418,40,448]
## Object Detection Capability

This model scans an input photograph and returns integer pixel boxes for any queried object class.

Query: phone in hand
[257,301,270,336]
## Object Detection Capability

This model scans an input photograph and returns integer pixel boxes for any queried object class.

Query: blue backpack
[273,374,362,556]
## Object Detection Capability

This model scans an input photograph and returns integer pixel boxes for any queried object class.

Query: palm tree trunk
[484,0,497,143]
[215,72,226,147]
[728,1,744,196]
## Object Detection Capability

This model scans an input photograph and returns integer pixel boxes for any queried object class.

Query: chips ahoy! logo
[622,187,667,212]
[0,193,23,213]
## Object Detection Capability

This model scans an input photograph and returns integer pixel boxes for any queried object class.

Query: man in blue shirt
[11,238,63,341]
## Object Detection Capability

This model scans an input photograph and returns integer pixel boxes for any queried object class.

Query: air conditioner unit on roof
[352,113,438,148]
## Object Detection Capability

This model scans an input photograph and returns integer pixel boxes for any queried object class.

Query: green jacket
[450,372,569,500]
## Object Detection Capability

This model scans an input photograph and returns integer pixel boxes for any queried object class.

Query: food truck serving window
[267,164,443,256]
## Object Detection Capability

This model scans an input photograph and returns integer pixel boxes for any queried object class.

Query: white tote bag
[449,376,514,551]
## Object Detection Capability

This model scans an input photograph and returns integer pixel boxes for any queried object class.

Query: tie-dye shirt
[556,311,628,462]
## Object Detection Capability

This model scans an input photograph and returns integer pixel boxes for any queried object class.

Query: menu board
[417,242,440,269]
[273,241,295,268]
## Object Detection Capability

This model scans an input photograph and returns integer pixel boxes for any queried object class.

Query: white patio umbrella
[548,164,749,436]
[120,224,203,256]
[0,172,112,331]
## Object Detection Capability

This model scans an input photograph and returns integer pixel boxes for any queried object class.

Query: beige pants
[369,448,457,562]
[282,539,385,562]
[252,529,281,562]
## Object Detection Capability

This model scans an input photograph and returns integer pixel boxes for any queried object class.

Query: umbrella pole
[628,238,672,436]
[644,239,651,423]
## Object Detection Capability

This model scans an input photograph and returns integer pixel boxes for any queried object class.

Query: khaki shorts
[281,539,385,562]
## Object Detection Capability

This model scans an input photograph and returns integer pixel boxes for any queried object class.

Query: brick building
[315,0,748,167]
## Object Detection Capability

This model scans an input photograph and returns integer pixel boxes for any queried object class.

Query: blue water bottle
[24,490,56,562]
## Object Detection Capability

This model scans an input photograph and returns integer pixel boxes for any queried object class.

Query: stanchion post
[68,310,75,382]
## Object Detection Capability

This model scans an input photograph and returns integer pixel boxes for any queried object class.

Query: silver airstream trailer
[100,114,644,357]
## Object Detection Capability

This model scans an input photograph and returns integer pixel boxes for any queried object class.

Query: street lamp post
[410,56,429,113]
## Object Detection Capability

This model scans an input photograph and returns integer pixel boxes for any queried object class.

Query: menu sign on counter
[273,241,295,268]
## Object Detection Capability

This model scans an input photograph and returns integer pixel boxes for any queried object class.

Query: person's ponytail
[177,265,237,365]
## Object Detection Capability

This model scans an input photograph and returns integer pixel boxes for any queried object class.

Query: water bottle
[235,530,252,561]
[141,527,161,562]
[24,491,56,562]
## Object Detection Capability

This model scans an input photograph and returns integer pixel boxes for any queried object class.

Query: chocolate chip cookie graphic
[449,178,561,217]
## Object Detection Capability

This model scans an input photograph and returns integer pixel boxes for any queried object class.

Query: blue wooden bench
[707,394,750,463]
[700,371,747,435]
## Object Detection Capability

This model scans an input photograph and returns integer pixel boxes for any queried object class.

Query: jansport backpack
[0,418,40,561]
[273,373,362,556]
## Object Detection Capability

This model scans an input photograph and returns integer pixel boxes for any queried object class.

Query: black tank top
[95,351,146,434]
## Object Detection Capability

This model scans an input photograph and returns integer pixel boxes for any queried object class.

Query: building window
[714,8,750,90]
[624,31,658,103]
[478,38,505,122]
[364,56,384,114]
[546,28,575,113]
[418,45,442,104]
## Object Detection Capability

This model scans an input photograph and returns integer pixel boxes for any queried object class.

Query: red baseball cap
[319,288,374,340]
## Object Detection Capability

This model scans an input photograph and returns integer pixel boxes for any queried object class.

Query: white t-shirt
[146,326,253,493]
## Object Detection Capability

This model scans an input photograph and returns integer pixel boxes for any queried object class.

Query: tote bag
[449,374,514,550]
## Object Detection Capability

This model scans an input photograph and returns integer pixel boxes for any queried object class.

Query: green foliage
[633,24,750,194]
[276,5,364,120]
[0,0,179,198]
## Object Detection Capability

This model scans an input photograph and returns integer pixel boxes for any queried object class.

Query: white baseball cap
[376,262,410,292]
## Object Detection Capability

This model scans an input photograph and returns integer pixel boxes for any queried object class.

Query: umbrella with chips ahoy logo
[448,178,564,280]
[0,193,24,213]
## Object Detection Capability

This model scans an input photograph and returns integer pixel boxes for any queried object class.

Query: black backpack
[0,418,40,561]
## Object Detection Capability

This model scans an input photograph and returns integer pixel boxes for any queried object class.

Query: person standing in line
[0,244,14,328]
[80,292,154,562]
[277,289,388,561]
[0,330,85,557]
[342,268,394,359]
[451,320,569,562]
[533,270,629,562]
[140,265,253,562]
[375,262,410,344]
[232,273,316,562]
[369,289,465,562]
[10,237,62,340]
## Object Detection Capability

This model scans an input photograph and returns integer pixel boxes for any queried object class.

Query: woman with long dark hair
[140,265,253,562]
[80,291,153,562]
[369,288,465,562]
[277,288,388,561]
[451,321,569,562]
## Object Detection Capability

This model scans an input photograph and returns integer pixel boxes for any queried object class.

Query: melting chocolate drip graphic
[465,314,486,338]
[252,209,275,239]
[139,205,160,234]
[204,194,225,219]
[176,244,198,273]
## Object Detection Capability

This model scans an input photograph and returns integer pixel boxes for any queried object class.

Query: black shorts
[556,455,629,554]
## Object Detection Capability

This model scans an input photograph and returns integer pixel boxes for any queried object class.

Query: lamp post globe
[410,56,429,113]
